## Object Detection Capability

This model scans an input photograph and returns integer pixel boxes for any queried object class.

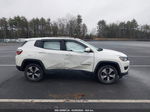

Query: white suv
[16,37,130,84]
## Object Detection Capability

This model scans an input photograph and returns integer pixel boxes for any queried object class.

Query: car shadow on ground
[0,70,132,99]
[45,70,95,81]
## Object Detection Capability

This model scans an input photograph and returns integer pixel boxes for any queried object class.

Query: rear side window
[43,41,60,50]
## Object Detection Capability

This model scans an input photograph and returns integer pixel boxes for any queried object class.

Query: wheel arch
[21,59,45,71]
[94,61,121,75]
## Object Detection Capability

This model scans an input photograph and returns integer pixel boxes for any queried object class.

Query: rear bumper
[16,66,24,71]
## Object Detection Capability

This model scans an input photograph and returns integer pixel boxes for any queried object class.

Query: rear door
[63,40,94,72]
[38,40,66,69]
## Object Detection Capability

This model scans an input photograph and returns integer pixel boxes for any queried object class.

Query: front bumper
[120,72,128,77]
[119,60,130,73]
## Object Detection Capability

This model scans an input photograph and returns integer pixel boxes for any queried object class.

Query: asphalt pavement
[0,41,150,111]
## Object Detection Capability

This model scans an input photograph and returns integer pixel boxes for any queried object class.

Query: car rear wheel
[24,64,44,82]
[97,65,119,84]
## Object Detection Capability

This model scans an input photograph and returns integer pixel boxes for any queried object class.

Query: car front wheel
[97,65,119,84]
[24,64,44,82]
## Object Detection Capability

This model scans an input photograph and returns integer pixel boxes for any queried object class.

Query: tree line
[97,19,150,39]
[0,15,150,39]
[0,15,87,39]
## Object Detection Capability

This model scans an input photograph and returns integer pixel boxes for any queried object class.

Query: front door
[63,40,94,72]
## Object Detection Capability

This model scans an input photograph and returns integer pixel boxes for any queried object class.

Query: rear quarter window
[34,40,43,48]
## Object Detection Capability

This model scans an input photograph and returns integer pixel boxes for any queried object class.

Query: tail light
[16,49,23,55]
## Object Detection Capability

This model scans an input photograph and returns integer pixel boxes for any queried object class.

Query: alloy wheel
[98,66,118,84]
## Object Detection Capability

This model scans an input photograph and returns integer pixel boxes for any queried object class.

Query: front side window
[66,41,86,52]
[43,41,60,50]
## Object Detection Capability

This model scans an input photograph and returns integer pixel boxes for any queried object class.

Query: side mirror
[85,47,92,52]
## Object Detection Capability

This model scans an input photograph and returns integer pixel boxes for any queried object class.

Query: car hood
[100,49,127,57]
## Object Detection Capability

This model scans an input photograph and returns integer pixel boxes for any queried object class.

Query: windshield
[79,39,103,51]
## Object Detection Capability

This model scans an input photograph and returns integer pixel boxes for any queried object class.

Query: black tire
[97,65,119,84]
[24,63,44,82]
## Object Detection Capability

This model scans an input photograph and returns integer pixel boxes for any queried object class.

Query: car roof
[24,37,80,41]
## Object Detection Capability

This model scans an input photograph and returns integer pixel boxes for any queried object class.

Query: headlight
[119,56,128,61]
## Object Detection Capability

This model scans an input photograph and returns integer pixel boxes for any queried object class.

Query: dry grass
[93,37,150,41]
[94,37,133,41]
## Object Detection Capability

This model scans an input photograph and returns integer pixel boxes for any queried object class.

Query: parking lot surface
[0,41,150,111]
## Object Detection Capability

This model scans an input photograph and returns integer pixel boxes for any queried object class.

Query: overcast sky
[0,0,150,31]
